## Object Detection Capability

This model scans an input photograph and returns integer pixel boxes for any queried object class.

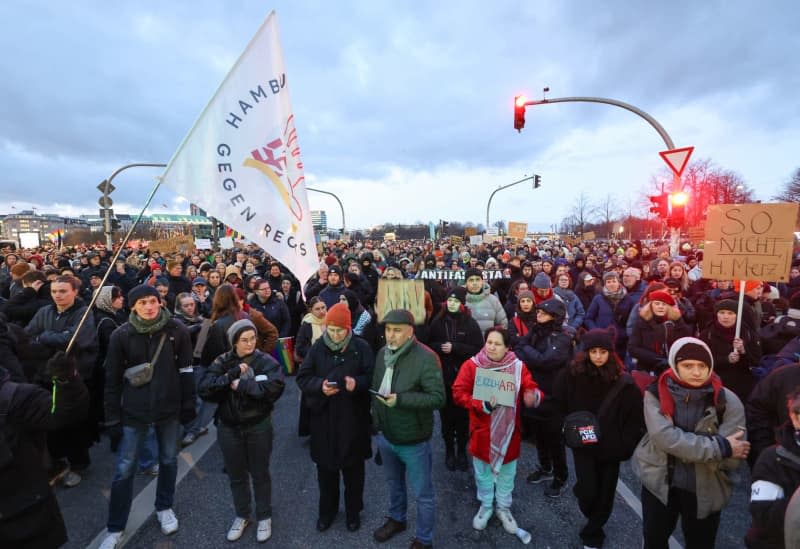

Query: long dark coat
[296,335,375,469]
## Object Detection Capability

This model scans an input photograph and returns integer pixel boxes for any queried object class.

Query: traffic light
[668,191,689,228]
[534,174,541,189]
[514,95,527,132]
[111,218,120,231]
[649,193,669,218]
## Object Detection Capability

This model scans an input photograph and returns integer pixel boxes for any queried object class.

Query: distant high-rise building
[311,210,327,232]
[190,203,207,217]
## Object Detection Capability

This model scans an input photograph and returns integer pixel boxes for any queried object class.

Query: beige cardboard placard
[472,368,516,407]
[507,222,528,240]
[376,279,426,325]
[703,202,798,281]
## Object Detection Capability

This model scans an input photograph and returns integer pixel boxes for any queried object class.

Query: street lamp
[486,174,539,229]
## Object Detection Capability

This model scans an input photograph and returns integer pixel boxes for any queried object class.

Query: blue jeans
[376,434,435,545]
[107,417,180,533]
[185,367,217,436]
[137,426,158,470]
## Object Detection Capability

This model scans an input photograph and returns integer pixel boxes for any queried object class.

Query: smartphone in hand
[369,389,386,399]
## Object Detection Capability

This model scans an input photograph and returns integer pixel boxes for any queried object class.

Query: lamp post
[486,174,538,229]
[307,187,346,237]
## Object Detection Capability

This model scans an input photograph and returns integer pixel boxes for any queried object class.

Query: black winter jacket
[745,422,800,549]
[428,310,482,394]
[198,350,285,427]
[296,336,374,469]
[629,308,691,374]
[24,303,97,382]
[515,322,573,416]
[0,367,88,548]
[747,364,800,465]
[104,319,195,426]
[700,321,761,403]
[552,368,645,461]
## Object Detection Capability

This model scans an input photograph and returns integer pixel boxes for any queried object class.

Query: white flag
[160,11,319,287]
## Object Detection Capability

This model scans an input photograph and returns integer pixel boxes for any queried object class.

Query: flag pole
[66,165,166,355]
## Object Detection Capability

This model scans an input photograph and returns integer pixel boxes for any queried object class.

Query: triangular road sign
[659,146,694,177]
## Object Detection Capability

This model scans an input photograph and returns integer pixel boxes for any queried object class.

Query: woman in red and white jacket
[452,327,542,537]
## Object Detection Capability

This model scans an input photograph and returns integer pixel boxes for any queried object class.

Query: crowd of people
[1,236,800,548]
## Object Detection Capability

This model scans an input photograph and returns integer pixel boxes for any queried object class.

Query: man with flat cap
[371,309,445,549]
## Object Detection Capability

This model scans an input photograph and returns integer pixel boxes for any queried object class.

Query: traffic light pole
[519,96,682,255]
[307,187,346,237]
[486,174,537,230]
[99,163,168,248]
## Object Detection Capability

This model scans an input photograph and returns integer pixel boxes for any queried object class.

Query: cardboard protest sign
[194,238,212,249]
[507,222,528,240]
[703,203,799,281]
[469,235,483,245]
[583,231,596,241]
[472,368,516,407]
[147,235,195,255]
[376,279,426,325]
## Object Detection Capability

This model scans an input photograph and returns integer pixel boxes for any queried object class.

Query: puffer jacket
[515,321,573,416]
[465,285,508,333]
[24,302,97,382]
[198,349,285,427]
[633,384,745,519]
[370,340,445,445]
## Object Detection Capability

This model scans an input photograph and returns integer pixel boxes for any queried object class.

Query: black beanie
[714,299,738,314]
[447,286,467,305]
[127,284,160,307]
[670,337,714,371]
[580,328,616,353]
[464,268,483,281]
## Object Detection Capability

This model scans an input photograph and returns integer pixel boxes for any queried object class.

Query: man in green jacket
[371,309,445,549]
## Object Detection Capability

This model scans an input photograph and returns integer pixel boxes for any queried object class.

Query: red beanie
[325,303,352,330]
[734,279,762,293]
[648,290,676,307]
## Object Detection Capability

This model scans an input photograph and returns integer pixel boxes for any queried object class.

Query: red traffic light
[649,194,669,218]
[514,95,527,132]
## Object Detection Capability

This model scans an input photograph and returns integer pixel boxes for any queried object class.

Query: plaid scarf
[472,348,522,474]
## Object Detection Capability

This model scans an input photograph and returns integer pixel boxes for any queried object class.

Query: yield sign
[659,146,694,177]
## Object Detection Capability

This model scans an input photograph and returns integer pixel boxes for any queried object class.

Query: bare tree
[774,167,800,202]
[569,191,594,237]
[594,193,617,239]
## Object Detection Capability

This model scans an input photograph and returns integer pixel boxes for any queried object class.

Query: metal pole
[486,175,536,229]
[307,187,346,236]
[66,163,166,355]
[522,95,683,254]
[523,96,675,151]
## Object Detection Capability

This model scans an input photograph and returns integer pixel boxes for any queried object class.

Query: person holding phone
[296,302,375,533]
[634,337,750,549]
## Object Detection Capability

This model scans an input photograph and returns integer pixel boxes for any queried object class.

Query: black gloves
[107,423,123,453]
[45,351,76,380]
[226,365,242,381]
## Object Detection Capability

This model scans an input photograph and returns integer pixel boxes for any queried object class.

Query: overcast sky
[1,1,798,232]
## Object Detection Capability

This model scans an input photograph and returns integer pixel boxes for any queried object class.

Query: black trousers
[572,452,620,548]
[317,461,365,521]
[218,422,274,521]
[641,486,721,549]
[530,416,568,480]
[439,401,468,450]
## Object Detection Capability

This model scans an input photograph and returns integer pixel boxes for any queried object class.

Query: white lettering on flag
[159,11,319,288]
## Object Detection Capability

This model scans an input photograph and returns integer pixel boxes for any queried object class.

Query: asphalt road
[55,379,751,548]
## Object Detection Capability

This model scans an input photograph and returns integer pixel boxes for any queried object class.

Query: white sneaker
[156,508,179,535]
[495,507,518,534]
[257,518,271,542]
[98,531,124,549]
[227,517,250,541]
[472,506,493,530]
